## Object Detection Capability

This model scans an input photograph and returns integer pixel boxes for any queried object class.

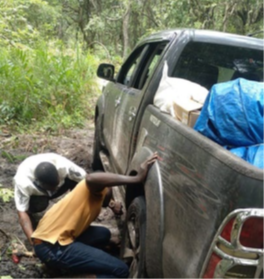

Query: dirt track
[0,121,123,278]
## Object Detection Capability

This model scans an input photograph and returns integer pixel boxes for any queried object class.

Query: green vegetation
[0,43,99,131]
[0,0,101,132]
[0,0,262,132]
[1,151,27,163]
[0,184,14,203]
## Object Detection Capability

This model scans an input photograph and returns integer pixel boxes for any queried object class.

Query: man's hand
[136,152,158,183]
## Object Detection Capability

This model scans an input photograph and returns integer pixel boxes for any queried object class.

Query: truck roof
[139,28,263,50]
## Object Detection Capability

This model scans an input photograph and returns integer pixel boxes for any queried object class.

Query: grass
[0,40,101,133]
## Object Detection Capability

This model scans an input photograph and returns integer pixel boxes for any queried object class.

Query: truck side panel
[138,105,263,278]
[128,146,165,278]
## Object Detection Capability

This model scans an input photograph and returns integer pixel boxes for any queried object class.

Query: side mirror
[97,63,115,81]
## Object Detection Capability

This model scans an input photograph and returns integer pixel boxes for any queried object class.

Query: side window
[117,45,148,87]
[172,54,219,90]
[117,42,168,90]
[172,42,263,90]
[137,43,167,89]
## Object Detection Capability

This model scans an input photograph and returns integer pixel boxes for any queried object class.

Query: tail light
[239,217,263,249]
[220,218,235,242]
[201,208,264,278]
[203,253,221,278]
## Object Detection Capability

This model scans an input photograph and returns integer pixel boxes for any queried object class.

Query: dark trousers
[34,226,129,278]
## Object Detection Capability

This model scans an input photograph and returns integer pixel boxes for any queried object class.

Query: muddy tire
[92,117,104,171]
[120,196,147,278]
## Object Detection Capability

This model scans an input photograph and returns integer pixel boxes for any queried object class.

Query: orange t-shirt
[31,179,107,246]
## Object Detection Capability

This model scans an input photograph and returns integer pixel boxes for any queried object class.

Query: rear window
[172,42,263,90]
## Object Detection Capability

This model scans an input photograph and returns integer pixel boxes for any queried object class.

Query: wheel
[92,117,104,171]
[120,196,147,278]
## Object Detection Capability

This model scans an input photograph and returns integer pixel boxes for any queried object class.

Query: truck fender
[94,93,105,122]
[94,94,105,148]
[127,147,164,278]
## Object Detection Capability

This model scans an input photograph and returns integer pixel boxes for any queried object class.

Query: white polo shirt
[13,153,86,212]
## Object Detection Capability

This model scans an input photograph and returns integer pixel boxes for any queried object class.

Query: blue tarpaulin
[194,78,264,168]
[230,144,264,169]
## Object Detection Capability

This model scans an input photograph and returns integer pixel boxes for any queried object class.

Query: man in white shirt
[13,153,121,246]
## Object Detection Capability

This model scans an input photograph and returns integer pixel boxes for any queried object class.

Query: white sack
[154,61,209,117]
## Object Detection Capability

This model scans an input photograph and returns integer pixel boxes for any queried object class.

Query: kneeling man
[31,153,158,278]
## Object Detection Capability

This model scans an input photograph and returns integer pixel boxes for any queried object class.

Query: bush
[0,40,100,132]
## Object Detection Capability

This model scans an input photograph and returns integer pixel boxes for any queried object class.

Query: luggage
[194,78,264,168]
[154,61,208,118]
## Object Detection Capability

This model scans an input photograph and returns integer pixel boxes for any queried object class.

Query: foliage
[0,0,101,132]
[0,40,99,131]
[0,0,262,59]
[1,151,27,163]
[0,0,56,48]
[0,184,14,203]
[0,0,262,132]
[73,0,263,57]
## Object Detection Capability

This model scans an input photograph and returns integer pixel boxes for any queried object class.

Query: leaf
[0,187,14,203]
[18,264,26,270]
[1,151,15,163]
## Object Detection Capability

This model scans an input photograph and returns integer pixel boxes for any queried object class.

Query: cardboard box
[173,98,202,127]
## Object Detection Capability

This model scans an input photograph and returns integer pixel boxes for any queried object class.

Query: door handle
[115,96,121,108]
[128,106,137,121]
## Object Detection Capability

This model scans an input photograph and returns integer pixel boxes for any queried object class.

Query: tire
[120,196,147,278]
[92,117,104,171]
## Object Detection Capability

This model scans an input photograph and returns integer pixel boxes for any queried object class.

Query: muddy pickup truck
[92,29,263,278]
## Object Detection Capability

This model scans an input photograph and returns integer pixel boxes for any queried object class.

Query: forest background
[0,0,263,133]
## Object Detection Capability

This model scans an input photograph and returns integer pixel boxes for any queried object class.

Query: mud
[0,121,124,278]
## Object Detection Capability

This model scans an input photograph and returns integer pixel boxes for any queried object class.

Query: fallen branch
[12,249,35,258]
[12,234,29,253]
[0,228,9,240]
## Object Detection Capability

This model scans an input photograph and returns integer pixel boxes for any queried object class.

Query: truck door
[103,42,167,174]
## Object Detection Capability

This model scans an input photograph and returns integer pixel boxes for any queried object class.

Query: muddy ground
[0,121,124,278]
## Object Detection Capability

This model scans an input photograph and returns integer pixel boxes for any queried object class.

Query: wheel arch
[94,105,99,122]
[94,95,106,149]
[94,93,104,121]
[126,147,164,278]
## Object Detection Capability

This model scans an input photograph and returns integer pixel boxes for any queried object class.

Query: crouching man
[14,152,123,248]
[31,153,158,278]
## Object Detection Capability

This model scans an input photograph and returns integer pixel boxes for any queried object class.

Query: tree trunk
[122,0,131,58]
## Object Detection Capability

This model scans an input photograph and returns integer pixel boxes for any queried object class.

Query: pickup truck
[92,29,263,278]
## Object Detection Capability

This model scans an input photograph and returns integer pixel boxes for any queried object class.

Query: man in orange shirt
[31,153,158,278]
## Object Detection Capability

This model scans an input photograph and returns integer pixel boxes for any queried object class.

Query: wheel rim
[123,214,141,278]
[130,257,139,278]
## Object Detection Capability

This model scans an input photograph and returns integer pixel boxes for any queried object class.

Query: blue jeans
[34,226,129,278]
